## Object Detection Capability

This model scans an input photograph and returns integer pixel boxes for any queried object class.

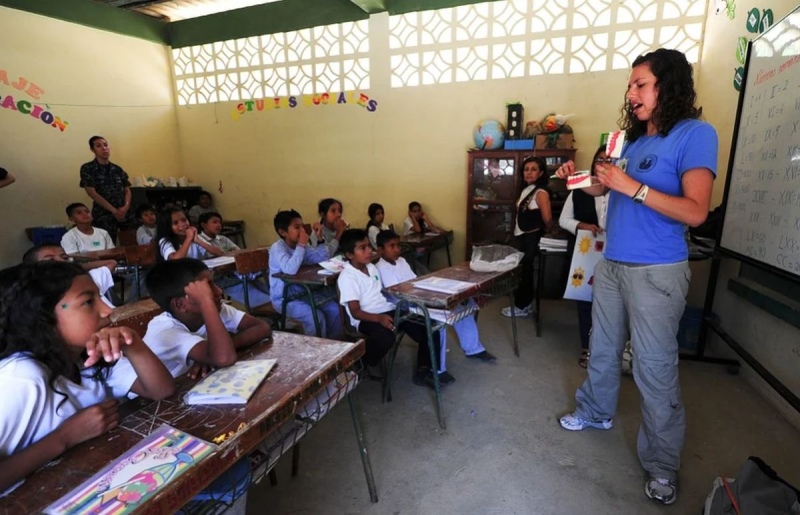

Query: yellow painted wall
[0,6,181,267]
[175,13,629,263]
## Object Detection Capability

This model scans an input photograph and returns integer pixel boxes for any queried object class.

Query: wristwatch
[632,184,649,204]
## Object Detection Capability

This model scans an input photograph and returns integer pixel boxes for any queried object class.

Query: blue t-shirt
[605,119,718,264]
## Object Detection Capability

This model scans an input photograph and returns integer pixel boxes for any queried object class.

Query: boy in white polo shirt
[60,202,115,253]
[375,230,496,366]
[337,229,449,387]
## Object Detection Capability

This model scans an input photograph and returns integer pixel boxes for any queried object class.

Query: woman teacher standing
[79,136,134,243]
[556,48,717,506]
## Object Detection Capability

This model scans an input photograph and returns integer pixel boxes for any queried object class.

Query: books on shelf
[184,359,276,405]
[203,255,236,268]
[44,425,214,515]
[412,277,476,295]
[539,237,568,252]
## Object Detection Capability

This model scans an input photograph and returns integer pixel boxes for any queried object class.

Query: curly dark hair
[619,48,702,142]
[155,206,188,261]
[0,262,92,410]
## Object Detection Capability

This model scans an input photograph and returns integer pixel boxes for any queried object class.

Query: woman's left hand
[594,162,640,197]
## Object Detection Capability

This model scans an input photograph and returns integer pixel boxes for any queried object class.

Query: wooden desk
[0,333,376,514]
[384,262,520,429]
[273,264,339,337]
[110,298,162,337]
[400,230,454,267]
[69,247,128,262]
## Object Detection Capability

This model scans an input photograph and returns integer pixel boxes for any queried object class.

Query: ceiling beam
[348,0,386,14]
[0,0,170,44]
[169,0,368,48]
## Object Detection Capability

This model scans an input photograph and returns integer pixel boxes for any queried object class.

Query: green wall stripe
[169,0,368,48]
[0,0,170,45]
[388,0,504,15]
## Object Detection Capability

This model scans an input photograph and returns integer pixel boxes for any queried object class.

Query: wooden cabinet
[466,148,576,258]
[130,186,203,211]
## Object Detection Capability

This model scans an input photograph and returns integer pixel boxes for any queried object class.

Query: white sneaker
[501,305,532,318]
[558,412,613,431]
[645,477,677,505]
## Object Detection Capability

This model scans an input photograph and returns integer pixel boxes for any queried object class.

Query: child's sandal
[578,350,590,369]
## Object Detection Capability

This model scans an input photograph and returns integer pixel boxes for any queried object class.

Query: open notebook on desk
[412,277,476,295]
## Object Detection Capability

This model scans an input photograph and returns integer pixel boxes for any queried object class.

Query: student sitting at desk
[402,201,441,235]
[366,202,390,250]
[269,210,342,339]
[0,262,174,495]
[198,212,240,253]
[22,243,117,309]
[198,211,270,308]
[310,198,347,255]
[375,230,496,365]
[60,202,115,254]
[157,207,221,261]
[135,204,157,245]
[188,190,216,225]
[338,229,448,387]
[119,259,271,380]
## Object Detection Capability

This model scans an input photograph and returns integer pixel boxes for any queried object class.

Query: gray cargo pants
[574,258,690,481]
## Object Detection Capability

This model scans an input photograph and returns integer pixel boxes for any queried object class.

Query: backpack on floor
[703,456,800,515]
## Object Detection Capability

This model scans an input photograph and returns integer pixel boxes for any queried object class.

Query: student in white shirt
[22,243,117,308]
[338,229,448,387]
[198,212,241,253]
[375,230,496,367]
[120,259,271,381]
[402,201,441,235]
[156,207,221,261]
[0,262,174,495]
[366,203,390,249]
[135,204,158,245]
[60,202,115,254]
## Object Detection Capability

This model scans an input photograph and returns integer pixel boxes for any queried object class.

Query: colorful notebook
[44,425,214,515]
[184,359,276,405]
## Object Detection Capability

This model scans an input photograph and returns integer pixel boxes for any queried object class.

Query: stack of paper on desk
[412,277,476,295]
[203,255,236,268]
[184,359,276,405]
[539,238,568,252]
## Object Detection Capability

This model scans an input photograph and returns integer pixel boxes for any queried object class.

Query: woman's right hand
[554,160,578,179]
[58,399,120,449]
[378,314,395,331]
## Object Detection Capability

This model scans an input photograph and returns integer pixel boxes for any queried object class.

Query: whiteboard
[719,8,800,280]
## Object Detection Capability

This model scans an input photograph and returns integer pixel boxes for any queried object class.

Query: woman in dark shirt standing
[79,136,134,243]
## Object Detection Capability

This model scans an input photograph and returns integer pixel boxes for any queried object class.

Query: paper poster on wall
[230,90,379,120]
[0,69,69,132]
[563,229,606,302]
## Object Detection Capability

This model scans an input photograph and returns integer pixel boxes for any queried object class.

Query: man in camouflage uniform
[80,136,135,243]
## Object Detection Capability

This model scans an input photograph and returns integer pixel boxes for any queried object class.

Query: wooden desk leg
[134,266,141,300]
[348,393,379,503]
[445,243,452,267]
[291,445,300,477]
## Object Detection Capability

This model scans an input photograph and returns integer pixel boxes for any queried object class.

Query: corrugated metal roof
[96,0,283,22]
